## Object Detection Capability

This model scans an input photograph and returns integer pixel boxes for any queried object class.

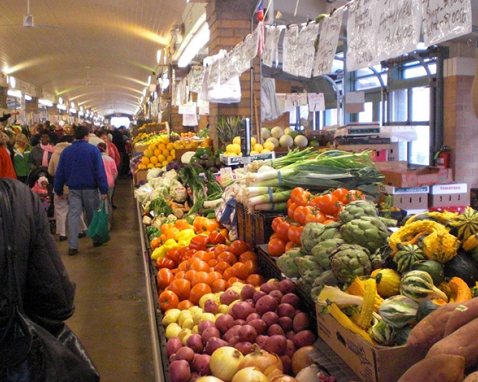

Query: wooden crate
[252,211,283,245]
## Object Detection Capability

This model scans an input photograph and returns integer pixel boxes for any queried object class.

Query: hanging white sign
[421,0,472,46]
[178,102,197,115]
[262,26,282,67]
[282,25,300,76]
[313,8,344,77]
[308,93,325,111]
[375,0,421,62]
[296,22,321,78]
[346,0,379,72]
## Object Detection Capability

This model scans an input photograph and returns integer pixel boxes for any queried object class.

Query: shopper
[13,133,31,183]
[30,132,55,170]
[0,132,16,179]
[54,125,108,255]
[48,137,87,242]
[112,126,129,176]
[98,130,120,169]
[97,142,118,226]
[29,123,44,146]
[0,178,79,381]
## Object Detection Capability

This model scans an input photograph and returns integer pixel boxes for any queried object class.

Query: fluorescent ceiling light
[39,99,53,107]
[24,94,32,101]
[157,49,162,64]
[57,104,67,111]
[58,97,63,105]
[8,76,16,89]
[7,89,22,98]
[176,13,210,68]
[70,101,75,108]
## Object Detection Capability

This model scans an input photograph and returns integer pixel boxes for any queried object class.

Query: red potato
[398,354,465,382]
[428,317,478,368]
[444,298,478,336]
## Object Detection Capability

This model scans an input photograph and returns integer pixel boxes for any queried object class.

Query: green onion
[253,202,287,212]
[248,190,291,207]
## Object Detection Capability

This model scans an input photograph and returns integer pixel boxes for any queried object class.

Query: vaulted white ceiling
[0,0,185,115]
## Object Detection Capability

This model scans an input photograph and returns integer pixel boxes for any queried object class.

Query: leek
[248,190,291,207]
[253,202,287,212]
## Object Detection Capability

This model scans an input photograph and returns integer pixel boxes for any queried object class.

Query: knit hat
[38,176,49,184]
[97,142,107,152]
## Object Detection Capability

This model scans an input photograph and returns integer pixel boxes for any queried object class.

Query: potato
[444,298,478,336]
[428,317,478,368]
[407,302,459,349]
[398,354,465,382]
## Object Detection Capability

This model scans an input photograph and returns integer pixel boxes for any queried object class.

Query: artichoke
[276,248,303,278]
[296,269,322,294]
[310,270,339,300]
[341,216,390,253]
[301,222,341,254]
[311,238,345,269]
[339,200,378,224]
[295,256,321,277]
[330,244,372,284]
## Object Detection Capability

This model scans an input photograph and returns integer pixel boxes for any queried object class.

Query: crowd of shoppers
[0,121,132,255]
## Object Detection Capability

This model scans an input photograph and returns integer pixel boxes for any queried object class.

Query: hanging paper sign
[198,99,209,115]
[421,0,472,46]
[183,113,198,127]
[188,67,205,94]
[262,26,282,67]
[375,0,421,61]
[308,93,325,111]
[282,25,300,76]
[276,93,287,113]
[314,8,344,77]
[346,0,379,72]
[296,22,321,78]
[297,93,308,106]
[178,102,197,115]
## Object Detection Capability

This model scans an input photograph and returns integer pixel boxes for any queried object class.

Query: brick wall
[444,58,478,187]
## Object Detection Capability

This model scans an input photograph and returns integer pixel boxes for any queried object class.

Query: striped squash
[400,270,448,302]
[379,295,419,328]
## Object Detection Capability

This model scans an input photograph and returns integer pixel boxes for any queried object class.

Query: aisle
[59,178,155,382]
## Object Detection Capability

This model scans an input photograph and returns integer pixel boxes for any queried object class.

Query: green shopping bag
[87,201,110,244]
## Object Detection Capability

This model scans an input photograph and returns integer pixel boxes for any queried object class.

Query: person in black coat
[0,178,75,342]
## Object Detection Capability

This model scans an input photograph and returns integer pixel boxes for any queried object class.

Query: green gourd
[400,270,448,302]
[393,244,426,273]
[379,295,419,328]
[410,260,445,285]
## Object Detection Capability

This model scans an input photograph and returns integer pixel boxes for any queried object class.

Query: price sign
[314,8,344,77]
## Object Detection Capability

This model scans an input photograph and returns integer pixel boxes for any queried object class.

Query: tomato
[193,250,211,262]
[211,278,227,292]
[208,231,226,245]
[293,206,311,225]
[158,290,179,311]
[206,271,222,285]
[232,262,250,280]
[272,217,285,232]
[168,279,191,301]
[189,235,209,250]
[190,258,210,272]
[311,194,341,216]
[156,257,176,269]
[347,190,365,203]
[222,267,236,280]
[217,251,237,265]
[276,221,291,241]
[287,202,297,219]
[214,261,229,274]
[268,238,286,257]
[239,251,257,262]
[227,277,241,287]
[285,241,298,251]
[213,244,230,256]
[243,259,257,275]
[246,274,264,286]
[288,225,303,245]
[332,188,350,204]
[177,300,194,310]
[189,283,212,305]
[165,248,180,263]
[229,240,251,255]
[156,268,174,290]
[184,270,197,282]
[191,271,209,286]
[304,211,326,224]
[290,187,311,206]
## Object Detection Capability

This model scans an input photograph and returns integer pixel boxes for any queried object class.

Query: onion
[241,284,256,300]
[174,346,194,363]
[269,290,283,303]
[248,319,267,335]
[166,338,182,357]
[279,355,292,375]
[216,314,234,334]
[196,377,224,382]
[293,330,316,348]
[235,341,254,355]
[264,335,287,355]
[263,364,283,379]
[239,347,283,374]
[238,325,258,343]
[285,339,296,357]
[256,295,279,315]
[231,367,268,382]
[292,312,311,332]
[277,303,295,318]
[281,294,301,309]
[246,313,261,322]
[169,360,191,382]
[192,354,211,375]
[253,290,267,303]
[278,317,293,332]
[186,334,204,353]
[202,327,221,344]
[220,290,240,305]
[198,320,216,335]
[268,324,285,336]
[231,301,255,320]
[270,375,299,382]
[262,311,279,326]
[210,346,244,381]
[291,346,314,375]
[204,337,228,355]
[278,279,296,294]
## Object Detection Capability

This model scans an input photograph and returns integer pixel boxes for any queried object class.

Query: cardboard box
[317,309,426,382]
[429,183,470,208]
[379,185,429,210]
[376,162,454,188]
[134,169,148,187]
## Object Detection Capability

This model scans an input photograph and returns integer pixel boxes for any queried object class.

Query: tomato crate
[252,211,284,245]
[257,244,283,280]
[236,203,254,243]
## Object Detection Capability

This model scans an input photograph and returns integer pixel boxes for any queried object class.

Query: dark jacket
[30,145,53,169]
[54,140,108,195]
[0,179,75,332]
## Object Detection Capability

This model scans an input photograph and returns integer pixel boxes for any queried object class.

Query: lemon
[143,149,153,158]
[141,156,150,165]
[253,143,263,153]
[231,144,241,154]
[226,144,234,153]
[173,141,183,149]
[250,137,257,146]
[154,149,161,157]
[262,148,271,153]
[157,154,166,163]
[170,149,176,157]
[150,156,158,165]
[147,163,154,169]
[167,143,174,150]
[138,163,146,170]
[263,141,275,151]
[148,144,156,152]
[159,143,166,151]
[232,136,241,145]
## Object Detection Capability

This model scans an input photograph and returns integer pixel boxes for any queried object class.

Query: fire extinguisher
[435,145,451,169]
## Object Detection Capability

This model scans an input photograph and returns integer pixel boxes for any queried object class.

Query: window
[389,89,408,122]
[357,102,374,123]
[411,87,430,121]
[289,105,309,130]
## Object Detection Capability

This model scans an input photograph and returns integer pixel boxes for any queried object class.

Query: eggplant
[444,251,478,286]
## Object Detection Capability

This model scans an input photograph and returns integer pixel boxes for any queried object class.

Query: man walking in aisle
[54,125,108,256]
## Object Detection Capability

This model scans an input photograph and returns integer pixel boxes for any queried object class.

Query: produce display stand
[237,203,283,245]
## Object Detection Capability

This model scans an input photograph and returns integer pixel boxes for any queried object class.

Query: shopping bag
[86,201,110,244]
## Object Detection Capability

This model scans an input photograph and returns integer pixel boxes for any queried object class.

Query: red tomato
[285,241,298,251]
[156,257,176,269]
[287,202,297,220]
[229,240,250,255]
[169,279,191,301]
[311,194,341,216]
[214,244,230,256]
[156,268,174,290]
[332,188,351,204]
[158,290,179,311]
[347,190,365,203]
[208,231,226,245]
[290,187,310,206]
[276,221,291,241]
[293,206,311,225]
[288,225,303,245]
[268,238,286,257]
[165,248,179,263]
[272,217,285,232]
[305,211,326,224]
[189,235,209,250]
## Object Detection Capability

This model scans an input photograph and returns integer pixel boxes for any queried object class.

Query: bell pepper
[208,231,226,245]
[151,246,167,260]
[189,234,209,250]
[175,228,196,244]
